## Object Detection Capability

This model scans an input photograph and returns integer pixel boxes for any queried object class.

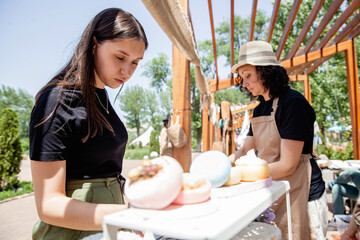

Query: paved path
[0,157,344,240]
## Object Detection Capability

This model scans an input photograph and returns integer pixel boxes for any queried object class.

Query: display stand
[102,180,291,240]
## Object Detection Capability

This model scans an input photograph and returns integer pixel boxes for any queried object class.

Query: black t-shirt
[29,86,128,179]
[248,88,315,153]
[248,88,324,200]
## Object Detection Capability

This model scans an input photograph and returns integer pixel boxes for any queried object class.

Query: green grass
[124,148,150,160]
[0,181,33,201]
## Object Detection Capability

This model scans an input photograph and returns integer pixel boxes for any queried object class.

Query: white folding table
[102,180,291,240]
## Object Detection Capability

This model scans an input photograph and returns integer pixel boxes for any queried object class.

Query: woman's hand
[31,160,128,231]
[228,153,236,165]
[228,136,255,166]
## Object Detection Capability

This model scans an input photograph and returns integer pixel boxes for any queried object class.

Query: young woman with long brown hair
[29,8,147,239]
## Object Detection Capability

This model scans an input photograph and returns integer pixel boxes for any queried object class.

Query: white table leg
[102,222,118,240]
[143,231,156,240]
[286,190,292,240]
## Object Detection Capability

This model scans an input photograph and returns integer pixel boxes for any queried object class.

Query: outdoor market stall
[103,0,359,239]
[103,181,291,240]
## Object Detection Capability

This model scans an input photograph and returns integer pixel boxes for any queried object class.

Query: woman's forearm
[39,194,128,230]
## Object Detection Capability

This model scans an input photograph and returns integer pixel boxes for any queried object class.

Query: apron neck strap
[271,98,279,115]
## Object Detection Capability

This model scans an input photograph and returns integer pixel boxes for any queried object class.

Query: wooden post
[345,39,360,159]
[202,94,210,152]
[303,75,312,105]
[209,93,215,150]
[172,43,191,172]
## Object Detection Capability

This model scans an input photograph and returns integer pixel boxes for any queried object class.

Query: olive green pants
[32,177,125,240]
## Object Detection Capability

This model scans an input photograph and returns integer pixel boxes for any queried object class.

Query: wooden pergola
[144,0,360,171]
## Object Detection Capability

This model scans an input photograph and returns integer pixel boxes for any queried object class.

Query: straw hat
[231,41,282,73]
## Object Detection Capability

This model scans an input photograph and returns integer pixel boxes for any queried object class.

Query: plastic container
[334,214,352,235]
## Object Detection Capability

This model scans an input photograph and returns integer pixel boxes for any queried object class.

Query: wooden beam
[329,14,360,46]
[288,75,311,103]
[249,0,258,41]
[285,0,325,59]
[275,0,302,60]
[209,93,215,150]
[314,0,360,51]
[209,78,233,92]
[306,18,360,75]
[303,75,311,104]
[281,39,353,69]
[349,23,360,39]
[172,0,191,172]
[344,39,360,159]
[201,95,210,152]
[267,0,281,42]
[296,0,343,56]
[231,101,259,115]
[208,0,219,81]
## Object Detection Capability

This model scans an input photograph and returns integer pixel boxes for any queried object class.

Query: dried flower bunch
[127,160,163,181]
[256,207,276,224]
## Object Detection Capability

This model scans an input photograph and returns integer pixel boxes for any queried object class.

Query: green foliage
[213,10,269,66]
[144,90,163,132]
[142,53,171,90]
[0,109,22,190]
[0,85,34,140]
[20,138,29,155]
[119,85,147,137]
[214,87,251,105]
[159,86,173,116]
[316,142,353,161]
[149,130,160,155]
[124,147,149,160]
[0,181,33,201]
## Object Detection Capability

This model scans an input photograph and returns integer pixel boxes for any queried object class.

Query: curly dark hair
[238,65,290,102]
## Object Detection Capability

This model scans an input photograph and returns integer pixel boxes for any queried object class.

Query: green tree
[142,53,171,90]
[214,10,269,66]
[0,109,22,190]
[118,85,147,137]
[214,87,251,105]
[144,90,163,132]
[0,85,34,140]
[149,130,160,155]
[159,85,172,116]
[190,66,202,151]
[142,53,173,117]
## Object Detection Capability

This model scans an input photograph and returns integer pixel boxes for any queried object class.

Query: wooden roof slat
[296,0,344,56]
[313,1,360,51]
[285,0,325,60]
[207,0,219,81]
[249,0,258,41]
[275,0,302,60]
[266,0,281,42]
[280,39,352,69]
[291,6,360,75]
[329,13,360,46]
[349,23,360,39]
[304,15,360,75]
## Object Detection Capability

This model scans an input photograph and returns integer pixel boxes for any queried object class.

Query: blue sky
[0,0,272,115]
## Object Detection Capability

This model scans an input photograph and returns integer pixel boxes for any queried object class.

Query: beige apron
[251,98,313,240]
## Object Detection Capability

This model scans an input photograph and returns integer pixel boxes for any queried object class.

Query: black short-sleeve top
[29,86,128,179]
[248,88,315,154]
